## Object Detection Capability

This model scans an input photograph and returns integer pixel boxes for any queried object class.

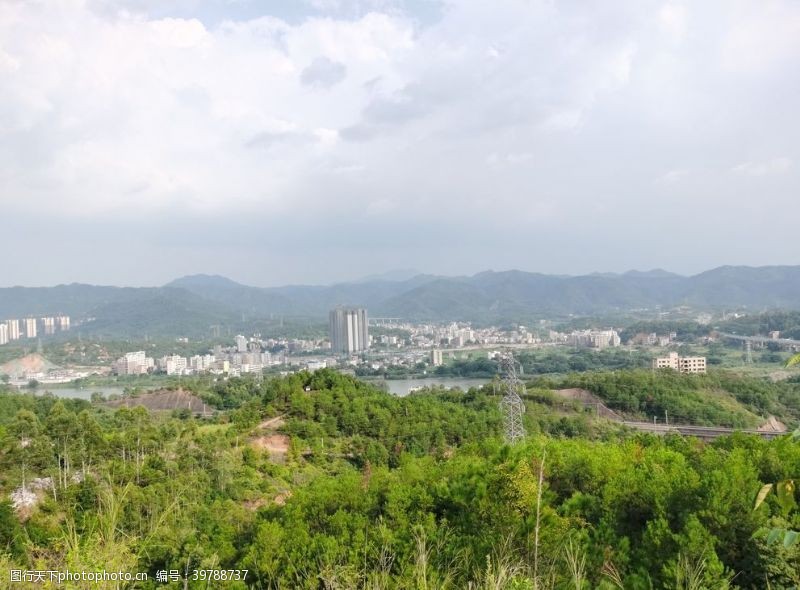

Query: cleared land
[103,388,212,415]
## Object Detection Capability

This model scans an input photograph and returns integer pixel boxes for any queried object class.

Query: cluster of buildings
[630,332,678,347]
[328,311,545,355]
[371,320,539,350]
[547,328,621,349]
[0,316,70,345]
[111,336,279,377]
[88,304,715,381]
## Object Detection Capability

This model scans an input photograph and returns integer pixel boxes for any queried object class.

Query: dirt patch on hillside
[273,491,291,505]
[258,415,286,430]
[104,389,212,416]
[251,434,290,461]
[758,416,788,432]
[0,353,60,379]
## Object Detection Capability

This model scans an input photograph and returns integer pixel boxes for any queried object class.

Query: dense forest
[1,370,799,589]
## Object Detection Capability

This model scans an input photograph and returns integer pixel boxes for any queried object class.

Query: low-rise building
[653,352,706,374]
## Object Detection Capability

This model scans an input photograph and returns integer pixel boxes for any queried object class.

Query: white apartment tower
[329,308,369,354]
[24,318,37,339]
[6,320,20,340]
[42,317,56,335]
[0,323,8,345]
[56,316,70,331]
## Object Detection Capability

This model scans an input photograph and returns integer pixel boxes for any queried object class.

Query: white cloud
[732,157,793,176]
[149,17,209,48]
[656,169,689,184]
[659,3,687,40]
[0,0,799,284]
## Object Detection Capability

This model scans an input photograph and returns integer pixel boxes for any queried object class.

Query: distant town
[11,305,798,388]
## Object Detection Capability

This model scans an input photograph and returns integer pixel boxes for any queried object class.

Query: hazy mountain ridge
[1,266,799,334]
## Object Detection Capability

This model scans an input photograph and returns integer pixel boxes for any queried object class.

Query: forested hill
[1,370,799,588]
[166,265,800,319]
[2,265,800,329]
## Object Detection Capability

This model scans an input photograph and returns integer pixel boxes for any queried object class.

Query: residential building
[211,359,230,373]
[42,317,56,335]
[235,335,248,353]
[568,328,621,349]
[329,307,369,353]
[6,320,20,340]
[112,351,154,375]
[0,323,7,345]
[56,316,70,331]
[24,318,37,339]
[163,355,188,376]
[653,352,706,374]
[190,354,216,372]
[431,349,443,367]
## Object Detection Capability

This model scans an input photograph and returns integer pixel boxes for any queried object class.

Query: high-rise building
[235,335,248,353]
[24,318,37,339]
[329,308,369,354]
[42,317,56,335]
[56,316,70,331]
[6,320,20,341]
[431,349,443,366]
[0,323,8,346]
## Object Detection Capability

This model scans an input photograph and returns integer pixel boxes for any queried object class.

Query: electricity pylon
[499,352,526,443]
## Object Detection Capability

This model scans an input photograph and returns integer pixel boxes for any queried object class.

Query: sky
[1,0,799,287]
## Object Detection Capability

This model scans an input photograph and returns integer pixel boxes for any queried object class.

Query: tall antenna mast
[499,352,526,443]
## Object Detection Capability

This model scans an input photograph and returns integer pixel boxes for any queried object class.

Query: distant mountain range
[1,265,799,338]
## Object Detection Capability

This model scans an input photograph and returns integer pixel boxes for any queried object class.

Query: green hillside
[1,370,799,588]
[4,266,800,329]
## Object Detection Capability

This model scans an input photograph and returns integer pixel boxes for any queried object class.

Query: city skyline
[1,1,799,287]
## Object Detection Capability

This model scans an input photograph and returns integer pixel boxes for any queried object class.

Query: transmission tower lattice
[499,353,526,443]
[744,340,753,364]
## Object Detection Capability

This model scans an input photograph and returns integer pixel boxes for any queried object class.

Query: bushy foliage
[534,369,800,427]
[0,370,798,589]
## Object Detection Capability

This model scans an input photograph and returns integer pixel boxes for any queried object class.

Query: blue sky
[1,0,798,286]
